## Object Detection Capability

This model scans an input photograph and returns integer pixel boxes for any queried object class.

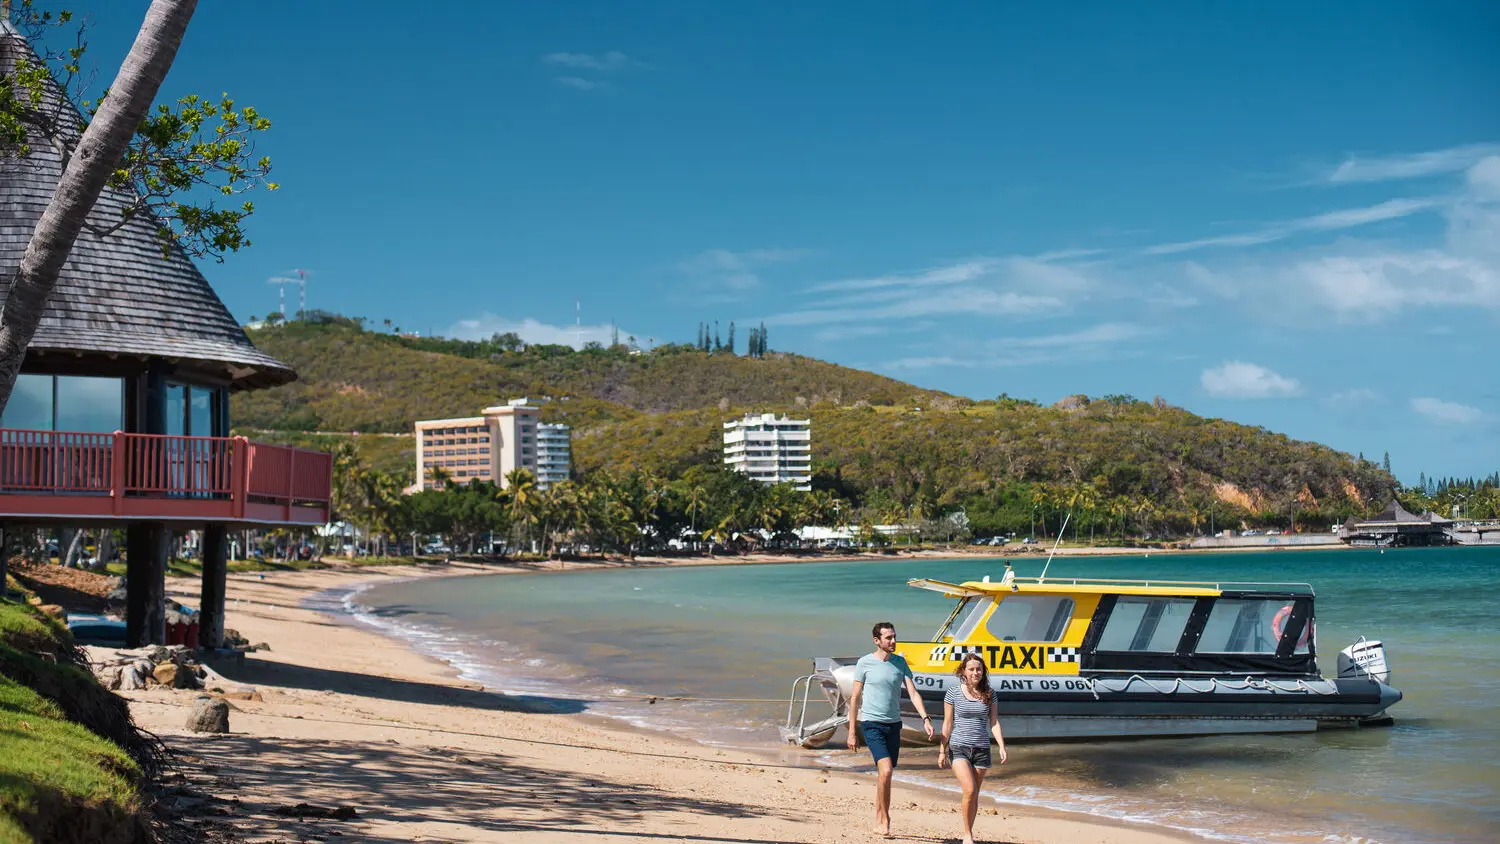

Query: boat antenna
[1038,512,1071,583]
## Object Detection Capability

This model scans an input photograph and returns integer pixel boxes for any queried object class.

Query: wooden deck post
[198,523,228,649]
[285,446,298,523]
[125,522,169,647]
[110,431,126,516]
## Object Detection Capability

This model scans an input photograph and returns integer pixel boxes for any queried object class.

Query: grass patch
[0,598,146,844]
[103,554,429,579]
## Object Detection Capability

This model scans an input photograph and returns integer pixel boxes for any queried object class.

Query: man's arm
[846,680,864,751]
[903,676,935,740]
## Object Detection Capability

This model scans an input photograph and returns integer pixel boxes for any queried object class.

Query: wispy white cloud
[1178,156,1500,320]
[1328,388,1381,403]
[1144,197,1441,255]
[542,51,638,72]
[885,356,977,370]
[880,323,1150,371]
[772,288,1066,327]
[1201,361,1302,399]
[814,320,934,343]
[679,248,811,295]
[1004,322,1150,348]
[1411,397,1483,425]
[444,314,637,350]
[811,256,1093,296]
[542,51,643,91]
[1327,144,1500,184]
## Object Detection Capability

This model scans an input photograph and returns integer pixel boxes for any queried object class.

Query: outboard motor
[1338,638,1391,684]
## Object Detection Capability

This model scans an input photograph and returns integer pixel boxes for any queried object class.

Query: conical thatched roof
[1368,498,1426,524]
[0,19,293,390]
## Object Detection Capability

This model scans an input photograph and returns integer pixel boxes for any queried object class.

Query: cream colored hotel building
[414,399,571,490]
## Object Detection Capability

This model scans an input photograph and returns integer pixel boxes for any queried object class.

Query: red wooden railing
[0,429,331,523]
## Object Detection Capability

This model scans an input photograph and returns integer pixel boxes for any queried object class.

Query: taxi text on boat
[781,564,1400,746]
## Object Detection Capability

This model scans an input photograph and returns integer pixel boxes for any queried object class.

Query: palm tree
[500,469,538,552]
[1108,497,1129,541]
[1030,485,1053,539]
[685,484,708,548]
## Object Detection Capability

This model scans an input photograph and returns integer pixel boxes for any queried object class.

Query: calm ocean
[333,547,1500,844]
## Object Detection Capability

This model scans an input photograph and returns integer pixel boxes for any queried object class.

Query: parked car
[1021,537,1038,545]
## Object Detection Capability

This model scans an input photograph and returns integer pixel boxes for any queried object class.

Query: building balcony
[0,429,332,525]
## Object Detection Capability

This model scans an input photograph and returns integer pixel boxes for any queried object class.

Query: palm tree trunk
[0,0,200,414]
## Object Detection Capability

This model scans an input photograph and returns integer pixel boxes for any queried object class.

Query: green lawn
[0,599,143,844]
[102,554,428,579]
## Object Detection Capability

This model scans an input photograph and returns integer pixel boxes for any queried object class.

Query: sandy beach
[111,557,1200,844]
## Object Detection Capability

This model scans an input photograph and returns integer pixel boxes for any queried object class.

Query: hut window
[1,374,122,433]
[164,383,227,436]
[0,374,54,430]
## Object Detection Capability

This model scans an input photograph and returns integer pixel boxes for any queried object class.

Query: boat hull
[784,658,1402,745]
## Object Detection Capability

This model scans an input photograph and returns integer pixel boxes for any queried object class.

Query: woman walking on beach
[939,653,1007,844]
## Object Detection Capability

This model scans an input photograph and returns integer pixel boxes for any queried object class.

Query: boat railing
[1018,576,1315,593]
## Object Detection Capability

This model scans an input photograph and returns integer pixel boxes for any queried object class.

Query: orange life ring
[1272,604,1310,648]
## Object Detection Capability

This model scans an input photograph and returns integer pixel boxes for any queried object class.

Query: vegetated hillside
[233,322,955,433]
[232,321,1396,527]
[570,399,1395,525]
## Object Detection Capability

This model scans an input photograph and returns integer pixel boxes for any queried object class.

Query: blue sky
[74,2,1498,480]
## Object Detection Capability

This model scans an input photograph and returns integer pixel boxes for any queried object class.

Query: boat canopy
[908,576,1314,599]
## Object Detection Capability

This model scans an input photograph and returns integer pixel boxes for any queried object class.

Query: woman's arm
[989,697,1007,764]
[846,680,864,751]
[938,699,955,768]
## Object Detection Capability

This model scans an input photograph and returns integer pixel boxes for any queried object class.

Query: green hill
[231,321,1395,529]
[235,322,952,434]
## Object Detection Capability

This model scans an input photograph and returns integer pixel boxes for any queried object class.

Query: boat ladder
[778,673,846,748]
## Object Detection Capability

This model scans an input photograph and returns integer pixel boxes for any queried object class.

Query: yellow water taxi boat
[781,565,1400,745]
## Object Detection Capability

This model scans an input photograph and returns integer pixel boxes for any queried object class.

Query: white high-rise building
[535,422,572,488]
[723,413,811,490]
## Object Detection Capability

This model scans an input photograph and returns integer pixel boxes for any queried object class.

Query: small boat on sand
[781,566,1400,746]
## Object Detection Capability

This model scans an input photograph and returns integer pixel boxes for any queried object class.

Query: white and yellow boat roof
[909,574,1314,599]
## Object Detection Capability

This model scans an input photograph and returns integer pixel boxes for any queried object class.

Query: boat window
[1096,597,1196,652]
[948,598,994,642]
[1197,599,1295,654]
[984,595,1075,642]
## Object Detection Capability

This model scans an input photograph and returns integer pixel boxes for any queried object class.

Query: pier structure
[1338,499,1453,547]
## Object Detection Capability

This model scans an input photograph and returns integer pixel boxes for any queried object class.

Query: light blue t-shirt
[854,653,913,724]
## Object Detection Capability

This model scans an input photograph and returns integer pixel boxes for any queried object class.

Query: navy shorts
[861,720,903,766]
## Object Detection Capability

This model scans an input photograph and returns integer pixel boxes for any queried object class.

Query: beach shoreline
[111,557,1209,843]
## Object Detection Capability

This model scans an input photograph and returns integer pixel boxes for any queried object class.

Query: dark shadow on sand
[166,735,805,842]
[213,654,589,714]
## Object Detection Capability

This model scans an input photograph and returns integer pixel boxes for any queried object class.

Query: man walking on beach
[848,621,934,837]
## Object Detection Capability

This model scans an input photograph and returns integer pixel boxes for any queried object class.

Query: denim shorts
[950,743,992,769]
[860,720,903,766]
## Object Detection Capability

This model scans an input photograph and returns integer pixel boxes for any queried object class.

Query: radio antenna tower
[576,298,582,349]
[267,270,308,320]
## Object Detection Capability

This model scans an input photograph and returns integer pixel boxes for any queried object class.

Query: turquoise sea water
[340,548,1500,844]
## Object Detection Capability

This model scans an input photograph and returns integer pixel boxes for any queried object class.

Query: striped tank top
[944,685,993,748]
